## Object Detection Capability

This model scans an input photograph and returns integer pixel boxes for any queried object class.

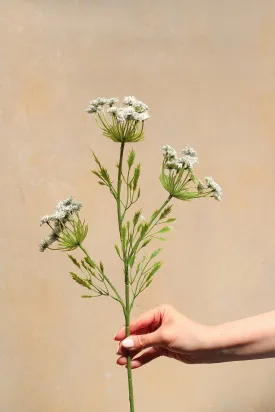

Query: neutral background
[1,1,275,411]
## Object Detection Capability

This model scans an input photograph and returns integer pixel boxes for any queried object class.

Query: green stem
[117,142,135,412]
[117,142,125,238]
[124,301,135,412]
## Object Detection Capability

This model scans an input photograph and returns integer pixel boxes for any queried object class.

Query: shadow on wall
[213,396,275,412]
[253,400,275,412]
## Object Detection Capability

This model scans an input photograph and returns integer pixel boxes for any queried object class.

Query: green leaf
[121,226,127,249]
[84,256,97,269]
[150,248,162,260]
[92,152,101,168]
[144,279,153,289]
[133,210,142,227]
[129,255,136,268]
[68,254,81,269]
[99,261,104,274]
[154,236,166,241]
[165,218,176,223]
[133,163,141,191]
[135,188,141,201]
[70,272,91,289]
[81,259,88,270]
[141,238,152,248]
[92,170,103,180]
[127,149,136,169]
[135,256,146,276]
[150,209,159,221]
[174,191,198,201]
[159,205,173,220]
[81,295,94,298]
[158,226,172,234]
[146,261,162,281]
[100,167,111,185]
[92,152,112,187]
[115,244,122,259]
[82,261,96,278]
[140,223,149,237]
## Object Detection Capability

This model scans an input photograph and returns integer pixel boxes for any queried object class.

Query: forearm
[204,311,275,363]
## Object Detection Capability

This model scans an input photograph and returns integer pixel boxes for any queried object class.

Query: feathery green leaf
[133,210,142,227]
[133,163,141,191]
[127,149,136,169]
[146,261,162,281]
[70,272,91,289]
[115,244,122,259]
[150,248,162,260]
[68,254,81,269]
[159,205,173,220]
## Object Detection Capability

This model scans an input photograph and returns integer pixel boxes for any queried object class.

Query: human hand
[114,304,214,369]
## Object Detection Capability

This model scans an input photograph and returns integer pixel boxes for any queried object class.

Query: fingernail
[122,338,134,349]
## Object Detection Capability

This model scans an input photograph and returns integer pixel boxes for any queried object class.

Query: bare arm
[114,306,275,368]
[205,310,275,363]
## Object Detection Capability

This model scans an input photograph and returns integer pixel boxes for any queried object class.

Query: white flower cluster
[39,196,82,252]
[39,230,60,252]
[86,96,150,124]
[205,176,223,201]
[86,97,119,114]
[197,177,223,201]
[162,145,198,170]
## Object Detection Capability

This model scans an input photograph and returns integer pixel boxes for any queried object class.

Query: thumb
[122,331,161,351]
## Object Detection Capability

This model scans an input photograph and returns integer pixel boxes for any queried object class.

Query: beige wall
[1,1,275,411]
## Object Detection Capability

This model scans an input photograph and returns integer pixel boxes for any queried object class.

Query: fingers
[114,307,163,341]
[118,330,163,355]
[117,347,163,369]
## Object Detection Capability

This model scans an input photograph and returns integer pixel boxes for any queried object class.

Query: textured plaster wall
[1,1,275,411]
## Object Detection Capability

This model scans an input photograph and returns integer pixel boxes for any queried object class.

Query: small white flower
[40,215,50,225]
[133,101,148,113]
[131,111,150,122]
[114,106,150,124]
[140,214,146,221]
[106,97,119,106]
[115,107,133,123]
[107,107,118,115]
[86,105,98,114]
[205,176,223,201]
[86,97,114,113]
[92,97,107,106]
[123,96,137,106]
[39,238,49,252]
[123,96,149,113]
[39,230,60,252]
[162,145,177,160]
[53,210,67,220]
[165,159,182,171]
[181,146,198,169]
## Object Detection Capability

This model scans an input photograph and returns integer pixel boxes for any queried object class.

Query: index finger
[114,306,163,341]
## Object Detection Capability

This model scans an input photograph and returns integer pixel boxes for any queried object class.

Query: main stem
[117,142,135,412]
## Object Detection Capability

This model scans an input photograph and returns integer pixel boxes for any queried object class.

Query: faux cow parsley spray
[39,96,222,412]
